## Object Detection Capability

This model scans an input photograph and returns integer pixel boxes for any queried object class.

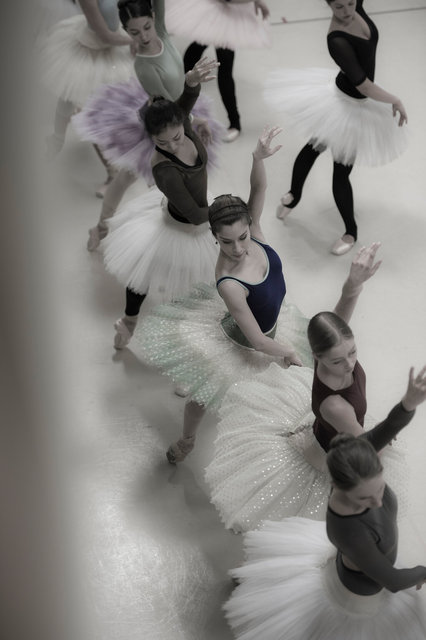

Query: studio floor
[24,1,426,638]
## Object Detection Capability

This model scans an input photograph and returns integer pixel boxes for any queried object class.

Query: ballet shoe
[330,235,355,256]
[113,318,135,350]
[222,128,241,143]
[87,226,101,252]
[276,193,294,220]
[166,435,195,464]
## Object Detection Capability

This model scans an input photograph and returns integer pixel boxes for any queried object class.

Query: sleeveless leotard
[311,360,367,451]
[216,239,286,347]
[327,0,379,99]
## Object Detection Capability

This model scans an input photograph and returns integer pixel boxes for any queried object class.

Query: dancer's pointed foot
[166,435,195,464]
[276,192,294,220]
[113,316,137,350]
[330,234,355,256]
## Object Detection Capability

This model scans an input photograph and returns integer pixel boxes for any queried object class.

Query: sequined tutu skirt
[264,68,408,166]
[225,518,426,640]
[73,79,224,182]
[165,0,270,50]
[102,187,218,304]
[39,15,134,106]
[205,363,408,532]
[135,286,313,410]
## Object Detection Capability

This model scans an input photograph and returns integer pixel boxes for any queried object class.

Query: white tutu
[225,519,426,640]
[39,14,134,105]
[206,363,408,532]
[264,68,408,166]
[165,0,270,50]
[102,187,218,304]
[135,288,313,410]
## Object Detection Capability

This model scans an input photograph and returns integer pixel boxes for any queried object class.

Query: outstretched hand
[347,242,382,288]
[253,125,283,161]
[283,346,303,368]
[401,366,426,412]
[392,100,408,127]
[185,57,219,87]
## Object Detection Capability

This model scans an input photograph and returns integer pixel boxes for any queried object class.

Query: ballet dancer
[74,0,223,250]
[266,0,408,255]
[135,126,314,464]
[225,365,426,640]
[41,0,134,194]
[166,0,270,142]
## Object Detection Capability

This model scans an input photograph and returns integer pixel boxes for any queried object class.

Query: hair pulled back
[117,0,153,28]
[142,97,185,136]
[307,311,353,357]
[326,434,383,491]
[209,195,252,236]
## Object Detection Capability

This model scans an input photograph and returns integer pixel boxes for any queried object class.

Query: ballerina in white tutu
[135,125,314,464]
[102,57,220,349]
[205,242,408,532]
[41,0,134,191]
[266,0,408,256]
[225,365,426,640]
[167,0,270,142]
[74,0,224,250]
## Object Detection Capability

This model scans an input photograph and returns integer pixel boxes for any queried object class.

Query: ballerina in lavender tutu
[41,0,134,193]
[73,0,224,251]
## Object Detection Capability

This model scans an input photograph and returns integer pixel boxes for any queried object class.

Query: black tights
[125,288,146,316]
[183,42,240,130]
[287,143,357,240]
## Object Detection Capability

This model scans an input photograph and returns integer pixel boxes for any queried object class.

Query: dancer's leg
[114,288,146,350]
[87,169,137,251]
[183,41,208,72]
[330,161,356,255]
[167,400,206,464]
[216,47,241,139]
[46,98,75,158]
[277,142,323,219]
[92,144,117,197]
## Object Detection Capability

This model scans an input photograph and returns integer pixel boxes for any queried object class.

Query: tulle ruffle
[39,15,134,105]
[102,188,218,304]
[264,67,408,166]
[165,0,270,50]
[135,286,313,410]
[205,363,408,532]
[225,518,426,640]
[73,79,224,181]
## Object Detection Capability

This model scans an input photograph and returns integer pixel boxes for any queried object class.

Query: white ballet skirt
[135,288,313,411]
[225,518,426,640]
[165,0,271,50]
[39,14,134,106]
[264,68,408,166]
[102,187,218,304]
[205,362,408,532]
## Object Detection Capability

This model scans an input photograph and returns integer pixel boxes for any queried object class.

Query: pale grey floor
[27,1,426,638]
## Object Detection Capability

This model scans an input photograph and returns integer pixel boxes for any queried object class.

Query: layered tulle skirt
[165,0,270,50]
[102,187,218,304]
[73,80,224,181]
[264,68,408,166]
[135,286,313,410]
[205,363,407,532]
[39,14,134,105]
[225,518,426,640]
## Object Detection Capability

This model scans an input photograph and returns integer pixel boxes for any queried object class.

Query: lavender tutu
[73,79,224,181]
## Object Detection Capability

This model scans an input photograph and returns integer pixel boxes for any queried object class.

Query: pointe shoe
[95,181,110,199]
[276,193,294,220]
[113,318,135,350]
[174,383,190,398]
[330,235,355,256]
[87,226,101,252]
[222,127,240,143]
[166,435,196,464]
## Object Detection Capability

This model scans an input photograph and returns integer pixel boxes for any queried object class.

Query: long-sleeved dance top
[152,83,209,225]
[312,360,367,452]
[134,0,185,100]
[327,0,379,99]
[216,238,286,335]
[327,402,426,595]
